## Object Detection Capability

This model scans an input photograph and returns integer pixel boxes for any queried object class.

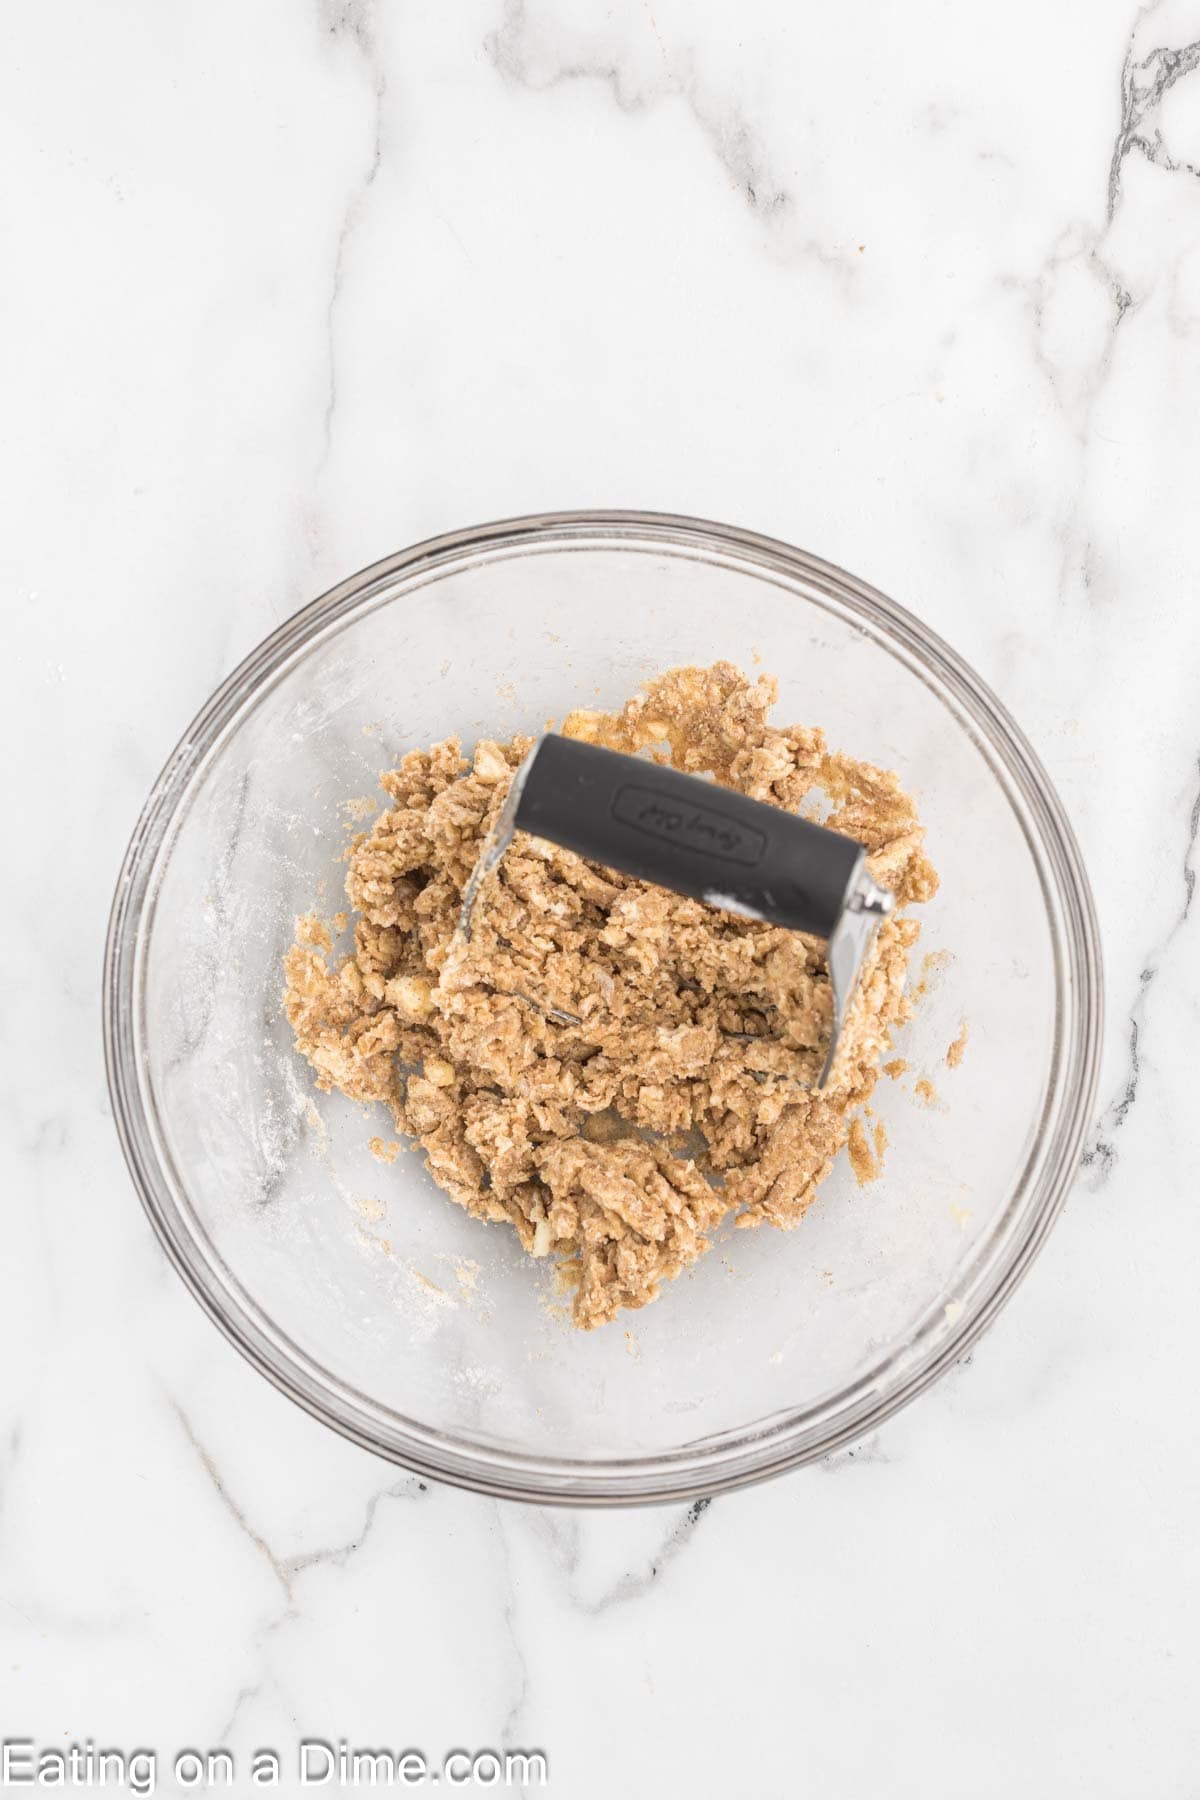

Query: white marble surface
[4,0,1200,1793]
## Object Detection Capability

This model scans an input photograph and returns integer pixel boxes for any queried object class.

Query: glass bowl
[104,511,1102,1504]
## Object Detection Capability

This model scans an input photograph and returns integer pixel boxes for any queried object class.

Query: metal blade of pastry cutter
[458,734,893,1089]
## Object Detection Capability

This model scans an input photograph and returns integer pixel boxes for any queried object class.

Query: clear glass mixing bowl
[104,512,1102,1503]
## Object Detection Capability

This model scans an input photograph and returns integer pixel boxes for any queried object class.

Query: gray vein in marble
[217,1680,265,1746]
[1127,124,1200,182]
[487,0,649,113]
[283,1473,428,1580]
[1108,31,1200,219]
[529,1497,713,1616]
[171,1397,426,1604]
[1022,237,1130,597]
[485,1,856,280]
[321,0,377,57]
[172,1397,293,1596]
[1084,754,1200,1184]
[1025,228,1134,449]
[1023,16,1200,598]
[490,1507,533,1777]
[319,0,387,468]
[172,1393,430,1750]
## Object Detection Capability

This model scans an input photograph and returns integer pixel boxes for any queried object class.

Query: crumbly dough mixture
[284,663,938,1328]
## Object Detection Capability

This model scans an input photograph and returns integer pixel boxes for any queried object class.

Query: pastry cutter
[458,734,893,1088]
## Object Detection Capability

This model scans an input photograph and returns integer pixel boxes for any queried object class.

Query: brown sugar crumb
[914,1077,939,1107]
[946,1021,970,1069]
[873,1119,888,1161]
[847,1115,881,1185]
[294,911,332,952]
[283,662,939,1329]
[369,1137,401,1164]
[883,1057,908,1079]
[911,950,951,1005]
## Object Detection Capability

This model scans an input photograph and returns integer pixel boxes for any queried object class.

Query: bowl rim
[103,508,1104,1505]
